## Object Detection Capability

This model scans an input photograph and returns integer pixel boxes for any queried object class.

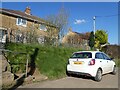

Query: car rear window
[71,52,92,58]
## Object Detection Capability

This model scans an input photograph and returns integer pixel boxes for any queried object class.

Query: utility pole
[93,16,96,35]
[93,16,96,50]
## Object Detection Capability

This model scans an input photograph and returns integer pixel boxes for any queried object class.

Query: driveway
[18,71,119,88]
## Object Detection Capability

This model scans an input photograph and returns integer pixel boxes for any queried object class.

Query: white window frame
[16,18,27,27]
[0,30,7,43]
[39,24,47,31]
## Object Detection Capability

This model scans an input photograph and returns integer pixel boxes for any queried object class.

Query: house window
[16,18,27,27]
[40,24,47,31]
[0,30,7,43]
[37,36,45,44]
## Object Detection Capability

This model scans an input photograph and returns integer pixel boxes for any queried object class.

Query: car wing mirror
[110,58,114,60]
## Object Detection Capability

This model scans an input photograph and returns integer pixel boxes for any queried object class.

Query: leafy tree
[95,30,108,49]
[89,31,95,50]
[94,40,100,49]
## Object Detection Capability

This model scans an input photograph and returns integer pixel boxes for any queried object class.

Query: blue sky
[1,2,118,44]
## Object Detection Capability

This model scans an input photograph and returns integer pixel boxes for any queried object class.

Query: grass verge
[5,43,81,79]
[115,59,120,67]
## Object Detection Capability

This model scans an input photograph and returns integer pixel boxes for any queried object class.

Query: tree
[95,30,108,49]
[89,31,95,50]
[45,7,69,45]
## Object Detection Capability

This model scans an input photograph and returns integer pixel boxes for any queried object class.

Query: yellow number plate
[74,61,83,64]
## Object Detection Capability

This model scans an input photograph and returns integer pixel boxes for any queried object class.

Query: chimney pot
[25,6,31,15]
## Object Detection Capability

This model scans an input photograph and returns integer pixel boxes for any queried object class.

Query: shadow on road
[70,74,93,81]
[7,48,39,90]
[8,74,26,90]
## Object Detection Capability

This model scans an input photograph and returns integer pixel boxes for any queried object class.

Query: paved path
[19,71,119,88]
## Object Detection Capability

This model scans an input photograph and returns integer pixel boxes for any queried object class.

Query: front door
[102,53,113,72]
[95,53,108,74]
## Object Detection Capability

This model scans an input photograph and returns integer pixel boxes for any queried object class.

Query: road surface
[19,71,119,88]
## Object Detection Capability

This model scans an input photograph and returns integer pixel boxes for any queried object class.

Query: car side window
[95,53,104,59]
[95,53,99,59]
[102,53,110,60]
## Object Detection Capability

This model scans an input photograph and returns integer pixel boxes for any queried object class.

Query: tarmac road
[19,70,119,88]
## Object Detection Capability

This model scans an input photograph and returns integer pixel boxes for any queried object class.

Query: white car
[66,51,116,82]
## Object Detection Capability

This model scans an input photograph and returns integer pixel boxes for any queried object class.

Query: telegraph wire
[95,14,120,18]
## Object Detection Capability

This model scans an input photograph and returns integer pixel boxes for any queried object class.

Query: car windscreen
[71,52,92,58]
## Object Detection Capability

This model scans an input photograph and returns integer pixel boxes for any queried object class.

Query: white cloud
[74,19,86,24]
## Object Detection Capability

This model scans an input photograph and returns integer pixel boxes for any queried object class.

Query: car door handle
[100,61,102,62]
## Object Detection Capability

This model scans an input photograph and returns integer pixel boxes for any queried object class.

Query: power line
[95,14,120,18]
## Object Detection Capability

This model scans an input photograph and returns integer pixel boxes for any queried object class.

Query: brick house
[0,7,58,44]
[62,31,90,50]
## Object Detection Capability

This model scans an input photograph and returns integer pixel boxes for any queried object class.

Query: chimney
[25,6,31,15]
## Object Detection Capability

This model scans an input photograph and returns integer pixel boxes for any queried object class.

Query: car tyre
[66,70,71,76]
[111,66,116,75]
[94,69,102,82]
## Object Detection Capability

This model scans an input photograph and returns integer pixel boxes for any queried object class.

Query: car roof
[74,51,101,54]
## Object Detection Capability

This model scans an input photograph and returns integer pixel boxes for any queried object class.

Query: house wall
[0,13,46,34]
[62,31,76,44]
[62,31,90,50]
[0,13,58,43]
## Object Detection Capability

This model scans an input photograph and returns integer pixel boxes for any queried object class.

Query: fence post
[25,54,29,77]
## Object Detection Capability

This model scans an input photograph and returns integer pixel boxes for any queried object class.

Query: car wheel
[111,66,116,75]
[94,69,102,82]
[66,70,71,76]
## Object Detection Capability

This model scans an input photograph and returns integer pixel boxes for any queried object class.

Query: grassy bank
[5,43,81,79]
[115,59,120,67]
